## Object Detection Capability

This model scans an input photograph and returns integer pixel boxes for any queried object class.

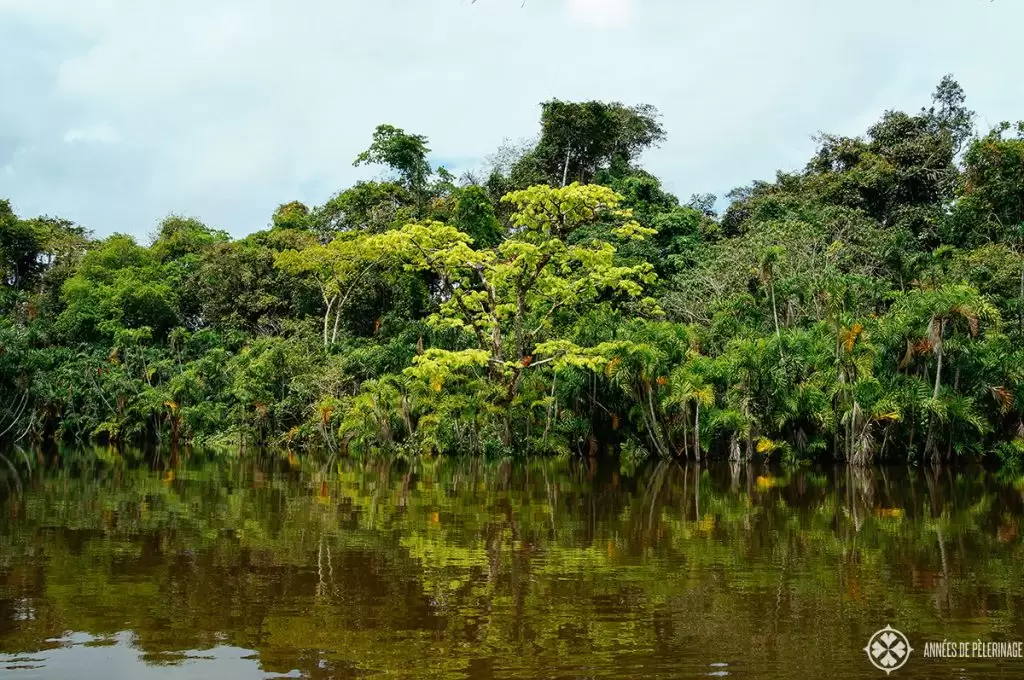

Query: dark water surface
[1,452,1023,679]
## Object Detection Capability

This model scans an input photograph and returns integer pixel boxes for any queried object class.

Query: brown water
[1,452,1023,679]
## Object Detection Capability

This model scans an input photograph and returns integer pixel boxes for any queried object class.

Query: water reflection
[1,452,1023,679]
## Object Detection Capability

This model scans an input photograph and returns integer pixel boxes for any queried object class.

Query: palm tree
[664,355,715,461]
[884,285,999,462]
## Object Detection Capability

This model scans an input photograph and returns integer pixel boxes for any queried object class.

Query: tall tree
[354,124,433,198]
[523,100,666,187]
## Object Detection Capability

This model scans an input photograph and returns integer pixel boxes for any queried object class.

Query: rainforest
[3,76,1024,466]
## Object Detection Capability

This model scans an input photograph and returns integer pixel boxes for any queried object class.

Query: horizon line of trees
[3,77,1024,466]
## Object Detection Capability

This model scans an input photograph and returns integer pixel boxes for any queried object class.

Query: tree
[0,199,44,291]
[517,101,665,187]
[193,235,318,332]
[952,122,1024,245]
[313,181,415,238]
[452,186,502,248]
[923,74,975,156]
[354,125,433,197]
[276,233,392,347]
[271,201,313,231]
[798,77,973,249]
[1,202,89,320]
[883,285,999,462]
[12,74,1024,462]
[356,183,661,452]
[57,234,181,341]
[150,215,228,263]
[391,183,656,367]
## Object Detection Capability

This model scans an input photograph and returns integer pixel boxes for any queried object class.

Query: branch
[408,237,490,351]
[523,253,553,293]
[332,254,387,344]
[12,414,34,443]
[339,255,387,310]
[489,356,556,369]
[526,298,566,344]
[0,393,29,439]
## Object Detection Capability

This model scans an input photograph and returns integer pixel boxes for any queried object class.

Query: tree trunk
[491,324,503,378]
[650,386,673,457]
[322,294,336,348]
[332,300,344,345]
[770,281,785,362]
[515,291,525,361]
[401,395,413,436]
[770,281,781,338]
[542,372,557,447]
[694,402,701,463]
[639,387,668,458]
[681,407,689,459]
[847,406,854,461]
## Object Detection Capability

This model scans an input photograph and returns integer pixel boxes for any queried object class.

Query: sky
[1,0,1023,239]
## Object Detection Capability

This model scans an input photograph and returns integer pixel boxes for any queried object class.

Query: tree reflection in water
[1,450,1022,679]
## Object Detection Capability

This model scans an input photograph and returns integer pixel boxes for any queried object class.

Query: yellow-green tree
[275,233,390,347]
[390,183,657,391]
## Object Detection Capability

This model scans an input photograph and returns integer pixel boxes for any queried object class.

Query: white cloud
[566,0,634,28]
[0,0,1023,238]
[64,124,120,144]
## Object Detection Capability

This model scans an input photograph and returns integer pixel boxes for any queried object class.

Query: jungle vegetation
[3,78,1024,465]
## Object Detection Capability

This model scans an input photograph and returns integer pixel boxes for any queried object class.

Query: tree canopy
[4,82,1024,466]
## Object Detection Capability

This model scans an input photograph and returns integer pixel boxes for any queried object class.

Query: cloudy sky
[1,0,1022,239]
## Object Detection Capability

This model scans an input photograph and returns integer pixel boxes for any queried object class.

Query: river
[1,451,1022,678]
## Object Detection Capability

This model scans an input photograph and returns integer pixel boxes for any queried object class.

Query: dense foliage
[3,79,1024,464]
